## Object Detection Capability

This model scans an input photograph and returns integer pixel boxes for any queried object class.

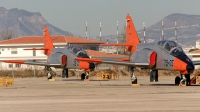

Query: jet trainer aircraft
[3,26,96,80]
[75,14,200,86]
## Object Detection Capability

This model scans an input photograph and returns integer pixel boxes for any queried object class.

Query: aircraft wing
[75,58,149,67]
[192,60,200,65]
[3,60,61,67]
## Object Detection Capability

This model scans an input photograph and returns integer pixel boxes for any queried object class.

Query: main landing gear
[45,66,57,79]
[62,68,68,78]
[150,70,158,82]
[175,74,190,86]
[61,68,90,81]
[130,67,137,84]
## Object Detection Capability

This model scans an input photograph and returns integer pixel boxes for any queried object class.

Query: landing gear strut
[185,74,190,86]
[45,66,56,79]
[85,72,89,79]
[180,74,186,85]
[130,67,137,84]
[47,71,52,79]
[150,70,158,82]
[62,68,68,78]
[81,72,89,80]
[175,74,190,86]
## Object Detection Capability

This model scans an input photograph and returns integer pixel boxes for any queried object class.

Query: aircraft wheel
[85,75,89,79]
[47,73,52,79]
[175,76,180,85]
[81,73,86,80]
[131,79,137,84]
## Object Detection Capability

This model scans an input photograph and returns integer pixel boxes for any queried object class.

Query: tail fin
[100,14,140,53]
[43,26,54,56]
[126,14,140,53]
[23,26,54,56]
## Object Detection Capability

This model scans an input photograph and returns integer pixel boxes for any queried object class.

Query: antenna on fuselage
[143,22,146,43]
[162,20,164,40]
[175,21,177,43]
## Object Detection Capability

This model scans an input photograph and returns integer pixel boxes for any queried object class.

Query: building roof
[0,35,104,45]
[85,50,129,58]
[188,49,200,54]
[196,39,200,42]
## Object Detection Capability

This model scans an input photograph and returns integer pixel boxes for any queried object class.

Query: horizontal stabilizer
[3,60,25,64]
[3,60,61,67]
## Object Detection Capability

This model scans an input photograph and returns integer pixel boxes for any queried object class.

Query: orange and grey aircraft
[75,14,200,85]
[3,26,96,80]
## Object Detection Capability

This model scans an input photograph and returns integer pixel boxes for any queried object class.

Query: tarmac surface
[0,76,200,112]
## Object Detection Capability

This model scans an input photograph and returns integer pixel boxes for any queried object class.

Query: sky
[1,0,200,37]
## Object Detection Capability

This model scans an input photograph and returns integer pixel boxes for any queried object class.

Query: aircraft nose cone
[186,62,195,71]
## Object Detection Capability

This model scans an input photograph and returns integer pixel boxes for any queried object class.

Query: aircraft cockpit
[157,40,185,56]
[67,46,89,58]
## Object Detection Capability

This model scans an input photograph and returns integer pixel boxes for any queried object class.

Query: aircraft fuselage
[131,40,194,74]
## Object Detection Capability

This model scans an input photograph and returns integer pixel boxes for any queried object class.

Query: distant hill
[98,13,200,48]
[1,7,200,47]
[137,13,200,47]
[0,7,73,39]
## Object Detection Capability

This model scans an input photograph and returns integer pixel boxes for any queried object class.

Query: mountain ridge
[0,7,73,39]
[97,13,200,48]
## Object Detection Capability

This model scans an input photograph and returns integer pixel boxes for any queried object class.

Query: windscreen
[170,47,185,56]
[157,40,178,51]
[67,46,89,58]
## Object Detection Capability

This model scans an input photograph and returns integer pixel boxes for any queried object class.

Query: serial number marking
[73,60,79,66]
[164,59,174,67]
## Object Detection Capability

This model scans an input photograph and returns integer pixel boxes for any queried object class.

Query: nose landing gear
[175,74,190,86]
[81,72,89,80]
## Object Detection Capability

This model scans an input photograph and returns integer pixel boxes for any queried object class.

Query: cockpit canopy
[157,40,185,56]
[67,46,89,58]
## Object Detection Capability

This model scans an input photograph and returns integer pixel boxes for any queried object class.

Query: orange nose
[173,58,187,71]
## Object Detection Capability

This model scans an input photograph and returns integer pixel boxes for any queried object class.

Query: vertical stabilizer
[43,26,54,56]
[126,14,141,53]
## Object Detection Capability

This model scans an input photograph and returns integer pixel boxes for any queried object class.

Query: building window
[9,64,13,68]
[15,64,21,68]
[90,47,96,50]
[33,50,36,56]
[11,48,17,54]
[41,50,44,54]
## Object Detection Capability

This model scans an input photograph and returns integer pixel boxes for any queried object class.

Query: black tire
[47,74,52,79]
[132,79,137,84]
[175,76,181,85]
[81,73,86,80]
[185,74,190,86]
[85,75,89,79]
